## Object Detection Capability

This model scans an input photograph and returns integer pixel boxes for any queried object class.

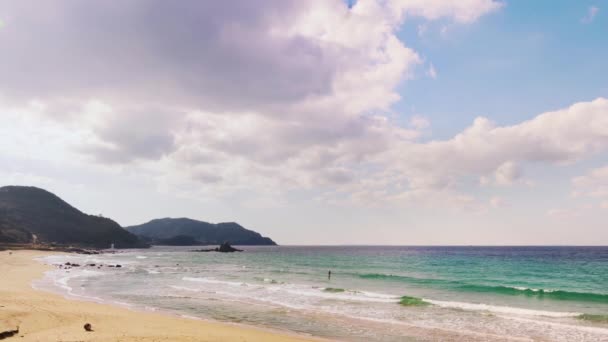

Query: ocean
[34,246,608,341]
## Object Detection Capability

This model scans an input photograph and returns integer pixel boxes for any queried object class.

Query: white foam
[425,299,581,317]
[183,277,246,287]
[182,277,398,304]
[34,268,111,304]
[497,315,608,335]
[511,286,555,293]
[280,287,397,303]
[358,290,400,300]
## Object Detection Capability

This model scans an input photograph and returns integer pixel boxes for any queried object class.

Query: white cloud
[547,207,583,220]
[4,0,562,210]
[489,196,504,208]
[494,161,521,186]
[417,24,428,36]
[4,85,608,211]
[572,165,608,207]
[388,0,503,23]
[408,115,431,130]
[582,6,600,23]
[427,63,438,79]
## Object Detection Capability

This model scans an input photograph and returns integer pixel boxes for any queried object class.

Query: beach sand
[0,250,317,341]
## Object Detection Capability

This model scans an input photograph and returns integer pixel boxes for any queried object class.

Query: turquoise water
[37,246,608,341]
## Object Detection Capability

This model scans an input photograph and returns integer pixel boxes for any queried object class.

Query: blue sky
[398,0,607,138]
[1,0,608,245]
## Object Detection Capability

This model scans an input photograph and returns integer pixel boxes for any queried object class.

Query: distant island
[0,186,277,249]
[126,218,277,246]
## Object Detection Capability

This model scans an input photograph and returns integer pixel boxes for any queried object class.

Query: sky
[1,0,607,245]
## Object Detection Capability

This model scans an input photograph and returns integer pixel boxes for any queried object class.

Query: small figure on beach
[328,270,331,280]
[84,323,93,332]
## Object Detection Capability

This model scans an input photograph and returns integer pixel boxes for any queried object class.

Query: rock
[218,242,243,252]
[84,323,93,332]
[116,264,122,268]
[191,242,243,253]
[0,327,18,339]
[88,264,96,267]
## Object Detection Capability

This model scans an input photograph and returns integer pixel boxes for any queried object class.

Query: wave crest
[358,273,608,303]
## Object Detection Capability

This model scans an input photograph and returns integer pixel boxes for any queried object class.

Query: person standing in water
[328,270,332,280]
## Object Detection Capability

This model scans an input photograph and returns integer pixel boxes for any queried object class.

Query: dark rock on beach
[0,327,18,339]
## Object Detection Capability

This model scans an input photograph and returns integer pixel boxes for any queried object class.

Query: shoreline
[0,250,320,342]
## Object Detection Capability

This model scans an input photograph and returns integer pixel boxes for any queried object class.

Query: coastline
[0,250,318,342]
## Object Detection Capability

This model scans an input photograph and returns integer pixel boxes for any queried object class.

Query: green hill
[0,186,146,248]
[126,218,277,246]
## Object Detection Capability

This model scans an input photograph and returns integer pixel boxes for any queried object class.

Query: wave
[177,277,584,319]
[425,299,581,318]
[399,296,429,306]
[358,273,608,303]
[252,277,282,284]
[457,285,608,303]
[578,314,608,323]
[358,272,438,284]
[183,277,246,287]
[181,277,398,303]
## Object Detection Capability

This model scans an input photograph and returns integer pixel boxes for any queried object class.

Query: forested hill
[0,186,146,248]
[126,218,277,246]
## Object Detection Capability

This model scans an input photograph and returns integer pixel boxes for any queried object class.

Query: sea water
[34,246,608,341]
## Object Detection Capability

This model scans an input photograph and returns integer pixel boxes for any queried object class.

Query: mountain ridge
[0,185,146,248]
[126,217,277,246]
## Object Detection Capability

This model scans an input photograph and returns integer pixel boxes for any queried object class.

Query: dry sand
[0,250,318,341]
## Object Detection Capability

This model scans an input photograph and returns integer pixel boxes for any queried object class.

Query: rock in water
[190,241,243,253]
[218,242,243,252]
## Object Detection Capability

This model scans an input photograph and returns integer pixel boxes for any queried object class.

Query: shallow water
[35,246,608,341]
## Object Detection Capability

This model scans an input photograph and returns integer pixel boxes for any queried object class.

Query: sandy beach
[0,250,316,342]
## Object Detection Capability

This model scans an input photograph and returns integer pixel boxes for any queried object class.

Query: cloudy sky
[1,0,607,245]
